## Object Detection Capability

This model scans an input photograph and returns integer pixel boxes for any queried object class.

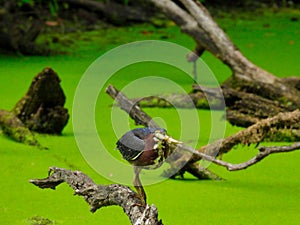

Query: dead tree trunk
[0,67,69,146]
[12,67,69,134]
[148,0,300,125]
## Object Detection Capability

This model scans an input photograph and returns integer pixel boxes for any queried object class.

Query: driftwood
[0,67,69,146]
[145,0,300,129]
[148,0,300,106]
[30,167,163,225]
[106,84,300,177]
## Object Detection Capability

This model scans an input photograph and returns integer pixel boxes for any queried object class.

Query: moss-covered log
[0,67,69,146]
[136,87,225,110]
[0,109,39,146]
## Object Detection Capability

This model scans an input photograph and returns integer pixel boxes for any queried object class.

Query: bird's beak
[155,132,181,145]
[165,135,182,145]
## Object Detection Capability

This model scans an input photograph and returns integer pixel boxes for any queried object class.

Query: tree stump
[0,67,69,146]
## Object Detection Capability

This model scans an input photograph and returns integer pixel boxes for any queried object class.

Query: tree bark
[30,167,163,225]
[148,0,300,121]
[12,67,69,134]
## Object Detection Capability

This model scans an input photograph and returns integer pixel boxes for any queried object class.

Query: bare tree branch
[106,84,300,174]
[179,142,300,171]
[149,0,300,121]
[106,84,158,128]
[197,109,300,159]
[29,167,163,225]
[105,84,222,180]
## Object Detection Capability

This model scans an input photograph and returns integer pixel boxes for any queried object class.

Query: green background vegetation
[1,9,300,225]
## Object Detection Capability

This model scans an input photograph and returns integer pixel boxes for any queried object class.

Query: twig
[195,110,300,161]
[180,142,300,171]
[30,167,163,225]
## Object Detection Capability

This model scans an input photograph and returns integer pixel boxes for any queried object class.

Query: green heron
[116,127,180,205]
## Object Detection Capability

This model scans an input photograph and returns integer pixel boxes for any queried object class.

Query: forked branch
[106,84,300,173]
[180,142,300,171]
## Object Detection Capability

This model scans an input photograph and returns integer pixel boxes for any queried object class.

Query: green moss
[195,98,209,108]
[265,129,300,142]
[27,216,54,225]
[0,110,40,146]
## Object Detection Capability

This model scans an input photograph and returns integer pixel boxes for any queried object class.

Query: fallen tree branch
[105,84,222,180]
[179,142,300,171]
[149,0,300,107]
[30,167,163,225]
[198,109,300,159]
[106,84,158,128]
[106,84,300,175]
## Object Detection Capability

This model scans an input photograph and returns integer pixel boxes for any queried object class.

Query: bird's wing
[116,130,145,161]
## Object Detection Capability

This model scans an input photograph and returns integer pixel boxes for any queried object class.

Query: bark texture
[148,0,300,127]
[30,167,163,225]
[12,67,69,134]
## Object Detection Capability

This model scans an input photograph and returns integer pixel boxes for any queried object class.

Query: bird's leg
[133,166,147,206]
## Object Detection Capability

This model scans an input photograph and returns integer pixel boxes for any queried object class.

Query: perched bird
[116,127,180,206]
